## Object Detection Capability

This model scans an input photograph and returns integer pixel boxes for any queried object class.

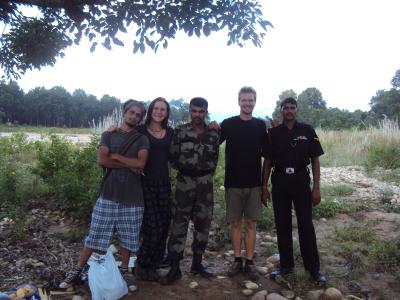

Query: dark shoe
[159,266,182,285]
[191,264,216,278]
[158,252,170,268]
[244,264,259,281]
[59,266,82,289]
[269,268,293,280]
[227,260,243,277]
[120,267,138,289]
[135,263,149,281]
[311,271,327,285]
[147,268,160,282]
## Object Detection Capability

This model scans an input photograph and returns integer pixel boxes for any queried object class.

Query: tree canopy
[0,0,272,79]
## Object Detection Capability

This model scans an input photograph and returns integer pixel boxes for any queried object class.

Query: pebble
[244,281,259,290]
[281,290,295,299]
[266,254,280,265]
[322,287,343,300]
[267,293,288,300]
[242,289,254,296]
[255,266,268,275]
[264,235,273,242]
[251,290,268,300]
[306,290,324,300]
[189,281,199,289]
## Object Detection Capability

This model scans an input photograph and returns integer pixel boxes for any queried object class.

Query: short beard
[241,109,253,115]
[125,121,136,128]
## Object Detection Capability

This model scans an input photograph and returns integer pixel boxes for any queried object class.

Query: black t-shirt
[265,121,324,168]
[220,116,267,188]
[137,125,173,182]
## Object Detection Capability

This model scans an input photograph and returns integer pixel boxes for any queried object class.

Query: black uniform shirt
[265,121,324,168]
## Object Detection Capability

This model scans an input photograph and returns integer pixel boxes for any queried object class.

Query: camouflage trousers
[167,172,214,261]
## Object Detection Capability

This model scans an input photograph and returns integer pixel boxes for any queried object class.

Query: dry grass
[318,119,400,167]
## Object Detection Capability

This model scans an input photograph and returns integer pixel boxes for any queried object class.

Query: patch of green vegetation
[258,205,275,232]
[313,197,362,219]
[373,168,400,184]
[261,241,277,257]
[364,141,400,171]
[65,227,88,243]
[335,225,377,243]
[369,237,400,270]
[321,183,354,197]
[379,186,394,205]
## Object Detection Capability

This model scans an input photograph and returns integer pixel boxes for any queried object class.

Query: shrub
[364,142,400,170]
[321,183,354,197]
[32,135,101,217]
[258,205,275,232]
[0,134,43,237]
[313,197,361,219]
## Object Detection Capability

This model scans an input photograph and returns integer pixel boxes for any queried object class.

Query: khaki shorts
[225,187,262,222]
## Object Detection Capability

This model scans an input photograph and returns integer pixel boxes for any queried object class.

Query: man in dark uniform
[262,97,327,284]
[160,97,220,285]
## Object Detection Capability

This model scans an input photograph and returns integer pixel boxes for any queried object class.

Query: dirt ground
[1,167,399,299]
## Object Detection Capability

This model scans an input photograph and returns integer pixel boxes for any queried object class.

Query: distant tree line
[0,81,190,127]
[269,68,400,129]
[1,68,399,129]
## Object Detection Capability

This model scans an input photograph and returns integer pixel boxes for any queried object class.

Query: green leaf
[90,42,97,52]
[112,37,124,47]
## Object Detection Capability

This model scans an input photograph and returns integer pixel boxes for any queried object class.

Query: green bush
[321,183,354,197]
[32,135,101,217]
[0,134,44,237]
[258,205,275,232]
[313,197,362,219]
[365,142,400,170]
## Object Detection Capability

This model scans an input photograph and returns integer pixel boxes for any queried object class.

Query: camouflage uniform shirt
[169,123,220,175]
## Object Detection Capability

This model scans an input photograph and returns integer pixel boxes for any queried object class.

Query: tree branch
[8,0,103,9]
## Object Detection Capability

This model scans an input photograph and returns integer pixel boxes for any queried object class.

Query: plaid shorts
[84,197,144,252]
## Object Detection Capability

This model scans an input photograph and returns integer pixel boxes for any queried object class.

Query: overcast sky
[12,0,400,121]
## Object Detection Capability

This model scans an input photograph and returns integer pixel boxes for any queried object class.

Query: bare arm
[97,145,128,169]
[110,149,149,169]
[311,157,321,206]
[261,159,272,207]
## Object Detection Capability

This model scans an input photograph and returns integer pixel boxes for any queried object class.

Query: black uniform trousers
[137,178,171,269]
[271,170,320,273]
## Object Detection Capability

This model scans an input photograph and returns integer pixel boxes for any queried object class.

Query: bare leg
[230,220,242,257]
[120,247,131,269]
[244,219,256,260]
[77,247,95,268]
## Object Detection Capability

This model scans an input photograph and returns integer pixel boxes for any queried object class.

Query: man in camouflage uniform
[160,97,220,285]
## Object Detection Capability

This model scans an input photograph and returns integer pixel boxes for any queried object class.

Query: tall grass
[90,107,122,133]
[318,119,400,167]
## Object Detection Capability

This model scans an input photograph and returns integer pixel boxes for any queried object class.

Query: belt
[179,169,213,177]
[273,166,308,175]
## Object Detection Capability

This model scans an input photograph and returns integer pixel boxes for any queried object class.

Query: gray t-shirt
[99,130,150,206]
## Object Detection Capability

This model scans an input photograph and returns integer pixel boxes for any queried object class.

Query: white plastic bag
[88,248,128,300]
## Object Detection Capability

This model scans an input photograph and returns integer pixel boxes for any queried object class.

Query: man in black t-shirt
[262,97,327,285]
[220,86,267,281]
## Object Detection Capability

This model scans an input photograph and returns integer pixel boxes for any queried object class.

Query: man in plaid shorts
[59,99,149,289]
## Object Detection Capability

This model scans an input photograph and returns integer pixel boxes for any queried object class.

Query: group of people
[59,86,327,292]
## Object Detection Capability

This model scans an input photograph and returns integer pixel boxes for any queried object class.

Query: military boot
[159,260,182,285]
[190,253,215,278]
